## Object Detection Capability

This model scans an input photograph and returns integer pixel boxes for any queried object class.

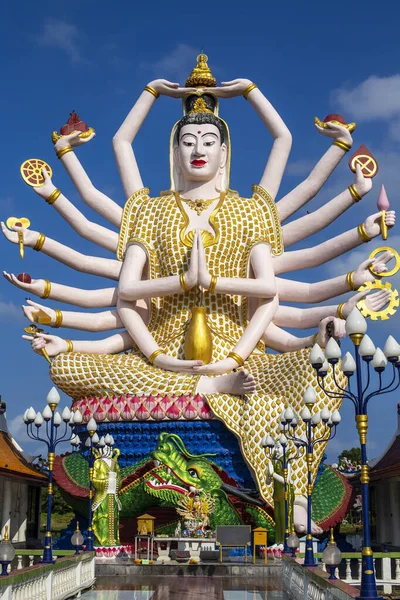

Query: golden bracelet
[243,83,258,100]
[46,188,61,205]
[357,223,371,243]
[208,275,218,294]
[65,339,74,353]
[41,280,51,299]
[179,272,190,293]
[312,333,318,346]
[337,303,346,320]
[56,145,73,159]
[33,233,46,252]
[348,184,362,202]
[346,270,357,291]
[227,351,245,367]
[144,85,160,99]
[54,309,63,328]
[148,348,164,365]
[333,139,352,152]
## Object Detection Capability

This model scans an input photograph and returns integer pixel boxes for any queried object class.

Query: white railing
[0,555,95,600]
[321,556,400,594]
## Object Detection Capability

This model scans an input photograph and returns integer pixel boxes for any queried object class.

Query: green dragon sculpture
[53,433,352,545]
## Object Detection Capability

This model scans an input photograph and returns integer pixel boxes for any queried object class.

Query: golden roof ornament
[188,97,213,115]
[185,53,217,88]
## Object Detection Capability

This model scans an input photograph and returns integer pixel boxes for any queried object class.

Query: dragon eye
[188,468,198,478]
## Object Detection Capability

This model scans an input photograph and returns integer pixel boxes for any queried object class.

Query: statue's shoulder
[117,187,151,260]
[251,184,284,256]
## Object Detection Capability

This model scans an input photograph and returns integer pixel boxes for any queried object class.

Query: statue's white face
[176,123,227,183]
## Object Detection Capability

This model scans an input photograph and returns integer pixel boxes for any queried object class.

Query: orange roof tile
[0,431,46,482]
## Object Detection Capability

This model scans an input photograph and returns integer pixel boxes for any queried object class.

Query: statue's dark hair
[176,93,226,143]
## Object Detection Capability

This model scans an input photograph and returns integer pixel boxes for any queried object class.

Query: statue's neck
[180,177,222,200]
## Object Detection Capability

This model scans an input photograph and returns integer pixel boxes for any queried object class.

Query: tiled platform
[82,575,287,599]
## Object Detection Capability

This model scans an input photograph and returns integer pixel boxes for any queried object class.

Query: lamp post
[283,390,340,568]
[71,523,84,555]
[262,423,304,554]
[23,387,76,563]
[322,527,342,580]
[0,526,15,576]
[71,420,114,552]
[310,307,400,600]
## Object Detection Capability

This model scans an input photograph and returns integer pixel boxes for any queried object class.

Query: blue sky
[1,0,400,465]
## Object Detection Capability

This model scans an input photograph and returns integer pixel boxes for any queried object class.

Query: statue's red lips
[191,159,206,167]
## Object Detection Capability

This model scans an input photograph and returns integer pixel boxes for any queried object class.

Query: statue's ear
[220,143,228,170]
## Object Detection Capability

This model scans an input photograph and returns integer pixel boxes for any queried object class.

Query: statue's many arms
[2,54,396,534]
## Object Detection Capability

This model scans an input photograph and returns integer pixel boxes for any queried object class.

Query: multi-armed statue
[2,54,397,537]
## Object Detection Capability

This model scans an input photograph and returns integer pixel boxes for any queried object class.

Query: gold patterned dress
[51,186,345,506]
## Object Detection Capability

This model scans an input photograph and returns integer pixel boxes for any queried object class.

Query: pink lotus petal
[94,405,106,422]
[199,403,212,420]
[144,394,156,412]
[377,184,390,210]
[83,408,93,423]
[129,395,141,412]
[107,404,120,422]
[102,397,112,408]
[121,402,134,421]
[136,404,150,421]
[159,395,172,410]
[176,395,188,411]
[183,402,198,420]
[166,404,182,420]
[193,393,205,408]
[150,405,165,421]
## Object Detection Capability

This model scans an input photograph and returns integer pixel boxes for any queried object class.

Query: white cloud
[0,299,23,321]
[36,18,83,63]
[332,74,400,121]
[141,44,200,81]
[8,414,31,446]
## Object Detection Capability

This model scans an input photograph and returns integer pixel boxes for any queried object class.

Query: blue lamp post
[262,422,304,555]
[311,307,400,600]
[72,420,114,552]
[23,387,77,563]
[283,390,340,568]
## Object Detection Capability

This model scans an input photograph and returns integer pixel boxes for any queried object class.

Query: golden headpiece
[185,53,217,88]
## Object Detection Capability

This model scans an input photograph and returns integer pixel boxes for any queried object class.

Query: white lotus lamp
[325,338,341,362]
[371,348,387,371]
[98,436,106,448]
[26,407,36,422]
[61,407,71,422]
[85,437,91,448]
[279,434,288,446]
[342,352,356,375]
[300,406,311,422]
[331,409,341,424]
[53,412,62,427]
[321,406,331,422]
[318,359,330,376]
[311,411,321,426]
[46,386,60,407]
[73,411,83,424]
[92,432,100,445]
[358,335,376,359]
[284,407,294,421]
[303,386,316,405]
[345,308,367,338]
[34,412,44,427]
[86,418,97,433]
[309,343,325,368]
[42,405,52,421]
[104,434,112,445]
[262,434,275,448]
[384,336,400,360]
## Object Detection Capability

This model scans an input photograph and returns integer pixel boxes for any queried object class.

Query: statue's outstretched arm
[22,299,126,331]
[34,168,118,252]
[3,271,117,308]
[23,331,134,357]
[276,121,354,223]
[263,318,346,353]
[274,210,396,274]
[283,165,372,247]
[1,224,121,280]
[276,250,393,302]
[113,80,193,198]
[274,288,391,328]
[54,132,122,227]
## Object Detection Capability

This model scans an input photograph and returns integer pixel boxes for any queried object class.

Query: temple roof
[0,430,46,483]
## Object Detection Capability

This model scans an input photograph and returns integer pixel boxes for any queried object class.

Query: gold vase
[184,306,213,364]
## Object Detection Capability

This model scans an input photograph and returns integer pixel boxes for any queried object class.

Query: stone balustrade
[321,555,400,594]
[0,554,95,600]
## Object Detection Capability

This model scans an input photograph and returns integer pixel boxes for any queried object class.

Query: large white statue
[2,55,395,534]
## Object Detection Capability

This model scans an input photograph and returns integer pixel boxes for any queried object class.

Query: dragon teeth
[153,460,160,468]
[166,467,171,474]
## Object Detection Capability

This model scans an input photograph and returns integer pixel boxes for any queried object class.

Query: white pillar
[1,478,12,537]
[17,483,28,543]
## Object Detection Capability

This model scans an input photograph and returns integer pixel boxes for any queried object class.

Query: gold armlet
[148,348,165,365]
[243,83,258,100]
[208,275,218,294]
[33,233,46,252]
[41,280,51,299]
[337,303,346,320]
[333,139,352,152]
[312,333,318,345]
[54,309,63,328]
[357,224,372,243]
[46,188,61,205]
[144,85,160,99]
[346,270,357,291]
[65,339,74,353]
[179,272,190,293]
[348,184,362,202]
[56,146,73,159]
[227,351,245,367]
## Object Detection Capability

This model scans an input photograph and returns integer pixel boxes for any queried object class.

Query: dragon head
[144,433,222,503]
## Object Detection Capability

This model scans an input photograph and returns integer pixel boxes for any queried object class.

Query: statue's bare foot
[293,502,323,536]
[198,369,256,395]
